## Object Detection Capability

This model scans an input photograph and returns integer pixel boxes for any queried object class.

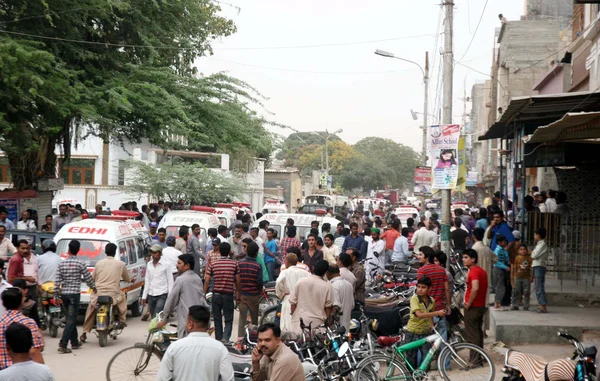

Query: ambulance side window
[271,225,282,238]
[136,238,145,260]
[119,241,128,265]
[126,239,136,264]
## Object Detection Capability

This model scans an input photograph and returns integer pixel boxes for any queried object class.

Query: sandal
[79,333,87,343]
[58,347,72,354]
[535,308,548,313]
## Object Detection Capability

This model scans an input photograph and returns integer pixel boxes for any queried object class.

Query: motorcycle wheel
[49,319,58,338]
[99,331,109,347]
[258,295,280,316]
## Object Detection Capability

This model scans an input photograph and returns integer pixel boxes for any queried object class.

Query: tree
[0,0,272,189]
[353,137,420,189]
[339,156,388,191]
[279,132,341,165]
[123,160,246,204]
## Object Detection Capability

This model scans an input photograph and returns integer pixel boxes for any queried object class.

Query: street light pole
[325,130,330,176]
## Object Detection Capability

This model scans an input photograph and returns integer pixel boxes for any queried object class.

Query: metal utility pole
[422,52,430,166]
[325,130,330,176]
[441,0,454,257]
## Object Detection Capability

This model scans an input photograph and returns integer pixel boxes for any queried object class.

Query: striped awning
[527,112,600,144]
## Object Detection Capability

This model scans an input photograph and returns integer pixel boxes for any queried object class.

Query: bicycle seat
[264,281,276,289]
[378,336,402,347]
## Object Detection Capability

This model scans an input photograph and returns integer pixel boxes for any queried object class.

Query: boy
[510,244,532,311]
[405,276,447,369]
[492,234,510,310]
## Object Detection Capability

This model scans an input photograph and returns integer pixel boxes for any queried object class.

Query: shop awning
[527,112,600,143]
[478,91,600,141]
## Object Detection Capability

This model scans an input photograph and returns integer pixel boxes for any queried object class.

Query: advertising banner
[430,124,460,189]
[414,167,432,196]
[0,199,18,223]
[466,171,478,187]
[457,136,467,192]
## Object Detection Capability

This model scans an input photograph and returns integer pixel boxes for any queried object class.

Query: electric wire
[457,0,489,64]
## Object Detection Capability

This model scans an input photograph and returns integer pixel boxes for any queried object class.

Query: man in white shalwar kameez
[275,253,309,332]
[365,228,386,283]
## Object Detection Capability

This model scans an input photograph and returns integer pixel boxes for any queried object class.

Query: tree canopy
[0,0,273,189]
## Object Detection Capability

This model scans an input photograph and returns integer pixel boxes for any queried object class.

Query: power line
[455,60,489,77]
[457,0,489,64]
[512,44,570,74]
[204,56,418,75]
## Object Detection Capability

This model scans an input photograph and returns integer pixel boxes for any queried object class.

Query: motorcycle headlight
[383,274,394,284]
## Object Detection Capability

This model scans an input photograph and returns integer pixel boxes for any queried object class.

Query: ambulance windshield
[57,239,108,267]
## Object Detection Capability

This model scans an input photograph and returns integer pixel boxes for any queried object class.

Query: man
[333,222,344,239]
[262,228,277,282]
[462,249,489,357]
[7,240,39,301]
[531,227,549,313]
[341,222,365,260]
[213,225,226,243]
[51,204,81,232]
[227,224,243,256]
[0,227,16,261]
[0,261,10,317]
[204,238,222,278]
[258,221,269,242]
[40,215,53,232]
[16,211,36,232]
[153,228,167,248]
[536,193,548,213]
[251,323,305,381]
[37,240,61,285]
[187,224,204,276]
[158,254,208,338]
[336,253,356,289]
[289,260,332,334]
[236,224,253,259]
[472,227,495,315]
[321,223,332,239]
[392,228,411,264]
[327,264,354,331]
[81,243,131,342]
[157,305,233,381]
[0,289,44,369]
[487,211,515,251]
[175,226,188,254]
[334,228,349,252]
[416,246,450,347]
[347,248,365,304]
[275,253,309,332]
[545,190,557,213]
[322,234,339,265]
[0,210,14,231]
[411,222,431,251]
[249,227,265,256]
[380,219,401,265]
[149,222,159,240]
[228,212,243,233]
[55,240,96,353]
[280,226,301,259]
[301,234,324,273]
[451,218,469,253]
[142,245,174,319]
[237,242,263,340]
[0,322,55,380]
[204,242,240,343]
[162,236,181,277]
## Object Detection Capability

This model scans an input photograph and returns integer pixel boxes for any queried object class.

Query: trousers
[83,293,127,333]
[147,293,168,319]
[493,268,508,303]
[59,294,80,348]
[464,306,487,363]
[212,293,234,342]
[404,331,431,370]
[534,266,548,306]
[511,278,530,309]
[237,294,261,338]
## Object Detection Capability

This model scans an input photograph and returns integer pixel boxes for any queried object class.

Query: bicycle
[354,326,495,381]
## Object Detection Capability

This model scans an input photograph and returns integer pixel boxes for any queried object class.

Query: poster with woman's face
[430,124,460,189]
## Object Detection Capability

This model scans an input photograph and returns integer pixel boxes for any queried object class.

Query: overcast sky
[199,0,524,153]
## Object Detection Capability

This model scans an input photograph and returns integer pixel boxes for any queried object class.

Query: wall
[534,65,568,94]
[264,170,302,208]
[470,82,488,182]
[524,0,573,20]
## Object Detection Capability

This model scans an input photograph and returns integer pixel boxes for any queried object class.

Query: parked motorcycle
[497,332,597,381]
[40,282,64,338]
[94,295,125,347]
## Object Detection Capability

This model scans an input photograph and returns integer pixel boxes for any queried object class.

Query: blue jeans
[212,293,234,342]
[534,267,547,306]
[265,261,276,282]
[147,293,167,319]
[405,331,431,370]
[434,316,451,370]
[60,294,80,348]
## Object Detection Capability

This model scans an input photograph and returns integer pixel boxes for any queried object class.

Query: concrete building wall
[470,82,488,182]
[524,0,573,20]
[264,170,302,209]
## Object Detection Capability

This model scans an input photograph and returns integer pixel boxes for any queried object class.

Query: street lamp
[310,129,343,184]
[375,49,429,166]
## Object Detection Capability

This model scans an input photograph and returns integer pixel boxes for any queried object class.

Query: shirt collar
[330,276,344,284]
[267,343,285,362]
[187,332,210,338]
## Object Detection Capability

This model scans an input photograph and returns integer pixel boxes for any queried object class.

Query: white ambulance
[393,206,420,228]
[53,218,149,316]
[261,199,288,214]
[254,213,342,242]
[214,204,238,228]
[157,207,221,252]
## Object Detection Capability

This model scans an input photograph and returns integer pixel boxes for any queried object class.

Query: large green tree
[279,132,345,175]
[353,137,420,189]
[0,0,272,189]
[339,156,388,191]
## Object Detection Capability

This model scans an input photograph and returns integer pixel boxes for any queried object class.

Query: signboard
[414,167,432,196]
[0,199,18,224]
[430,124,460,189]
[456,136,467,192]
[466,171,478,187]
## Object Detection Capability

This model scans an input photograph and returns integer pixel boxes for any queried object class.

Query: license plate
[49,306,61,313]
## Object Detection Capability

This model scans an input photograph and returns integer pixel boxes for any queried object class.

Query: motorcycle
[498,332,597,381]
[40,281,64,338]
[94,295,125,347]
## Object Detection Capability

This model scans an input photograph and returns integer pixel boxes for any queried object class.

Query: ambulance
[53,218,149,316]
[261,199,288,214]
[451,201,470,217]
[393,206,420,228]
[214,204,238,228]
[254,213,342,242]
[157,206,221,252]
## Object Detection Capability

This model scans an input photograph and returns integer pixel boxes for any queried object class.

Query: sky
[198,0,525,153]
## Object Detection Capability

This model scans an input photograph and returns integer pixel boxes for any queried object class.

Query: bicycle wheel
[106,345,162,381]
[437,342,495,381]
[354,353,411,381]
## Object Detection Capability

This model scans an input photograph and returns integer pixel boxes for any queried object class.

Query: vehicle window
[56,239,108,267]
[218,217,227,226]
[165,226,179,237]
[126,239,137,264]
[298,227,311,242]
[119,241,128,265]
[136,238,145,259]
[270,225,282,238]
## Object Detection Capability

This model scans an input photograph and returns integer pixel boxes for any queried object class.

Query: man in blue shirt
[492,234,510,310]
[487,210,515,251]
[263,228,278,282]
[342,222,365,260]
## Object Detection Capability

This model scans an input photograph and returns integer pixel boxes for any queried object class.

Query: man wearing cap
[149,222,159,240]
[204,238,223,274]
[37,240,61,285]
[162,236,181,278]
[142,245,174,319]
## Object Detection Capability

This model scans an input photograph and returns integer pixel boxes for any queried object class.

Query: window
[126,239,137,264]
[136,238,145,259]
[61,158,95,185]
[118,160,127,186]
[0,158,11,183]
[119,241,128,265]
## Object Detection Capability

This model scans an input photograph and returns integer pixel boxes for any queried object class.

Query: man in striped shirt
[237,242,263,341]
[204,242,240,343]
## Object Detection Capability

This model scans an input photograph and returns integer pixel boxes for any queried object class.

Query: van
[53,218,149,316]
[214,204,238,228]
[157,208,221,253]
[393,206,420,228]
[253,213,342,242]
[261,200,288,214]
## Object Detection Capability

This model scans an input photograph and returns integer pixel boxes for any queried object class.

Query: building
[264,168,302,212]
